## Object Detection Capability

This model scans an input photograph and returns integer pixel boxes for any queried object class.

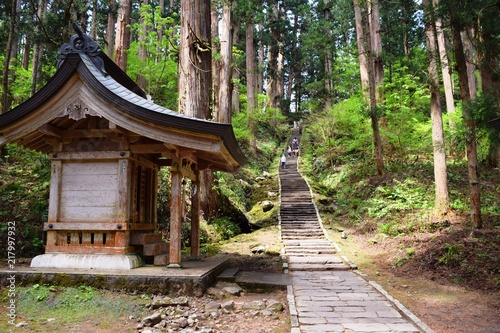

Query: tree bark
[461,29,477,99]
[231,19,240,115]
[178,0,212,119]
[106,0,117,57]
[361,0,384,175]
[433,0,455,120]
[450,16,482,228]
[178,0,214,219]
[31,0,46,96]
[218,1,233,124]
[114,0,131,71]
[211,2,221,122]
[353,0,369,98]
[246,22,257,154]
[1,0,20,113]
[90,0,98,40]
[323,0,334,110]
[424,0,450,215]
[369,0,383,102]
[257,26,264,95]
[137,0,149,90]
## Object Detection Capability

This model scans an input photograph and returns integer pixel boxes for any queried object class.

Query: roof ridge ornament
[57,23,107,76]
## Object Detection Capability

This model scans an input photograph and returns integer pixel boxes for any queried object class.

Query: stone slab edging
[353,267,436,333]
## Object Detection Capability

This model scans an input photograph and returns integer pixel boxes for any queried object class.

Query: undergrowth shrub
[0,144,50,257]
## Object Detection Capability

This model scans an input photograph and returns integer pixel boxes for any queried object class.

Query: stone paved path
[279,129,433,333]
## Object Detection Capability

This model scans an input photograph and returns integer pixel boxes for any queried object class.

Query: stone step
[285,249,336,255]
[217,267,239,282]
[281,228,323,237]
[287,263,350,271]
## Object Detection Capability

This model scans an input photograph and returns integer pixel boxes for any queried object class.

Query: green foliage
[367,179,433,219]
[127,4,179,110]
[305,96,370,171]
[208,216,241,241]
[0,144,50,257]
[383,63,432,164]
[439,243,462,266]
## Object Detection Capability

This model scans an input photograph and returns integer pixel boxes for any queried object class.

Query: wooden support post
[168,167,182,268]
[48,160,62,222]
[190,174,201,259]
[117,158,132,226]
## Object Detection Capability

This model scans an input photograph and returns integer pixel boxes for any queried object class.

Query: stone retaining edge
[354,270,436,333]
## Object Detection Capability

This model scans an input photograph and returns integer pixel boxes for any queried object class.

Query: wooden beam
[130,143,167,154]
[44,222,130,231]
[38,124,63,138]
[50,151,130,160]
[61,129,117,139]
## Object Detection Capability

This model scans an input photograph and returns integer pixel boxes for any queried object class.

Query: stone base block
[30,253,145,270]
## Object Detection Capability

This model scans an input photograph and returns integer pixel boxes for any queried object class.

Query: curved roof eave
[0,53,247,167]
[0,57,79,129]
[76,54,247,165]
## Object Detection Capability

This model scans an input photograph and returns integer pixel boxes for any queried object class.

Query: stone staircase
[279,129,350,272]
[130,232,169,266]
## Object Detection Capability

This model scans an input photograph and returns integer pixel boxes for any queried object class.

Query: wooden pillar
[46,160,62,250]
[48,160,62,222]
[117,159,131,224]
[190,173,201,259]
[168,167,182,268]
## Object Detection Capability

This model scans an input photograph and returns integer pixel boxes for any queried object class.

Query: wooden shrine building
[0,29,246,269]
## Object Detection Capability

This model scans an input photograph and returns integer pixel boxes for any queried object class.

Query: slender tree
[211,1,221,121]
[105,0,117,57]
[433,0,455,120]
[218,0,233,124]
[424,0,450,215]
[246,20,257,154]
[450,12,482,228]
[1,0,20,113]
[114,0,132,71]
[353,0,368,97]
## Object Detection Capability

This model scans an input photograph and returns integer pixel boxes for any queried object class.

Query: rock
[266,299,284,312]
[262,171,272,178]
[222,300,235,311]
[141,329,162,333]
[267,191,277,197]
[243,300,266,311]
[261,309,273,316]
[205,301,221,312]
[261,200,274,212]
[223,286,242,296]
[177,317,189,328]
[15,322,28,327]
[151,296,189,309]
[250,244,267,254]
[142,312,162,327]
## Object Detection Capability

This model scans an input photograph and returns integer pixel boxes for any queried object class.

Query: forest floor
[323,214,500,333]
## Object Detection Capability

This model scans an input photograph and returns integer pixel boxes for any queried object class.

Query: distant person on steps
[281,150,287,169]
